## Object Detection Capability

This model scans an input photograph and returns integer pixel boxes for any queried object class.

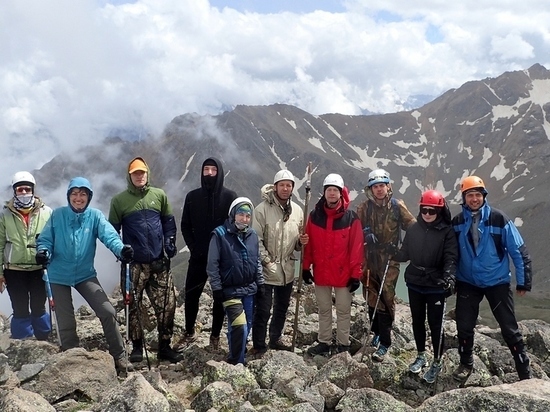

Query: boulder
[0,387,55,412]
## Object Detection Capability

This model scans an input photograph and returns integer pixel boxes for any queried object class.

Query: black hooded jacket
[181,157,237,261]
[394,204,458,289]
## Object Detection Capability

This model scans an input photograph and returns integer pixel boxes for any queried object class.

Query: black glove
[121,245,134,263]
[443,275,456,298]
[302,269,314,285]
[213,289,224,303]
[35,250,49,266]
[164,237,177,258]
[385,243,399,256]
[363,227,378,245]
[347,278,360,293]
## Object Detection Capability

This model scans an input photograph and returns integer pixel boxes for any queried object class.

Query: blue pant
[224,294,254,364]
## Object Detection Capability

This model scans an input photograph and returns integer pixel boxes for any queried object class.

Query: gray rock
[191,381,238,412]
[313,351,373,390]
[27,347,118,403]
[249,350,316,391]
[143,369,185,411]
[335,388,413,411]
[94,373,171,412]
[417,378,550,411]
[0,387,55,412]
[313,380,345,409]
[287,402,319,412]
[16,362,45,382]
[201,360,259,394]
[4,339,59,370]
[0,353,10,384]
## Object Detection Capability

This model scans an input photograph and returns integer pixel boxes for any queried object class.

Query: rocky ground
[2,285,550,411]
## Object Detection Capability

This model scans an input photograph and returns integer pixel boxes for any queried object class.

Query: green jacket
[0,197,52,275]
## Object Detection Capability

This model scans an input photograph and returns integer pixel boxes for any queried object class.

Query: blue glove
[35,250,50,266]
[363,227,378,245]
[165,237,177,258]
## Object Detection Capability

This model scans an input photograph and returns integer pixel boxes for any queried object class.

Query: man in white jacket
[250,170,308,355]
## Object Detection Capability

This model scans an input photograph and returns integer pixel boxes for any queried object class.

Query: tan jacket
[252,184,304,286]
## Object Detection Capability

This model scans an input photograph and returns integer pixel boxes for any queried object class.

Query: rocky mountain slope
[30,63,550,298]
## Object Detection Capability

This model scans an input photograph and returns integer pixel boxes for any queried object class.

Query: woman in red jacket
[302,174,364,356]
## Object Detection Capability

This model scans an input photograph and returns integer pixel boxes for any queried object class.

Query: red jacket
[303,187,364,287]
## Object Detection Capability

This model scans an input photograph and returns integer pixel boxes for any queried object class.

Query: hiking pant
[122,260,176,341]
[456,281,523,366]
[4,269,47,318]
[408,288,446,356]
[224,295,254,364]
[315,285,353,346]
[184,257,225,337]
[252,282,293,350]
[52,277,124,359]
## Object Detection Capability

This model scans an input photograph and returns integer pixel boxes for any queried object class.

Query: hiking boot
[158,339,184,363]
[114,356,134,373]
[174,331,196,350]
[409,353,427,374]
[370,334,380,349]
[248,347,267,359]
[268,336,293,351]
[209,335,220,350]
[452,363,473,381]
[332,345,351,355]
[372,345,388,362]
[423,360,442,384]
[307,342,331,357]
[130,339,143,363]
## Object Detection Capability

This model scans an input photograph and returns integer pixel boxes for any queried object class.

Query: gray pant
[52,277,124,359]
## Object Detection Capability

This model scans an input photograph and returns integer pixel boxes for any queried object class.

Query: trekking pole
[360,269,370,349]
[43,267,62,347]
[291,162,312,351]
[124,263,131,374]
[431,296,447,394]
[360,258,391,362]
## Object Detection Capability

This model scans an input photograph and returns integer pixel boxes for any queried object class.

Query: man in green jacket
[109,157,182,363]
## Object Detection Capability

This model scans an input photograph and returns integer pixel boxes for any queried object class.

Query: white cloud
[0,0,549,180]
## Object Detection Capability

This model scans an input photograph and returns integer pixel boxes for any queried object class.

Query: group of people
[0,158,533,383]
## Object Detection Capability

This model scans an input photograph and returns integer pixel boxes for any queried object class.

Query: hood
[67,177,93,212]
[201,157,225,193]
[126,156,150,193]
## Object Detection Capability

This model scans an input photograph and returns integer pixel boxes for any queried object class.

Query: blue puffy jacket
[37,177,124,286]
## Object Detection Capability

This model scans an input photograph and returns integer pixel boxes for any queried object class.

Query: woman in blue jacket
[36,177,134,372]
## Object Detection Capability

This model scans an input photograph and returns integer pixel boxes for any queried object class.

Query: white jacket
[252,184,304,286]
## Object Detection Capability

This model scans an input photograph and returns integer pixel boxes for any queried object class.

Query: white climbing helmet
[323,173,344,190]
[367,169,390,187]
[273,170,295,185]
[11,171,36,188]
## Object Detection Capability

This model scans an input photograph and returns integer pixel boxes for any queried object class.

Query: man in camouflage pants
[109,157,183,363]
[357,169,415,362]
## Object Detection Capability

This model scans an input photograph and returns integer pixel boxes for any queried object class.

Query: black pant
[184,257,224,337]
[252,282,293,350]
[369,306,393,348]
[408,288,446,357]
[4,269,47,318]
[455,281,523,365]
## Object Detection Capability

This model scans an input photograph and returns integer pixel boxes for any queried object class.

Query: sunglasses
[420,207,438,216]
[15,186,33,194]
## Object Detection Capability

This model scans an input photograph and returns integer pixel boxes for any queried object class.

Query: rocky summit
[1,285,550,411]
